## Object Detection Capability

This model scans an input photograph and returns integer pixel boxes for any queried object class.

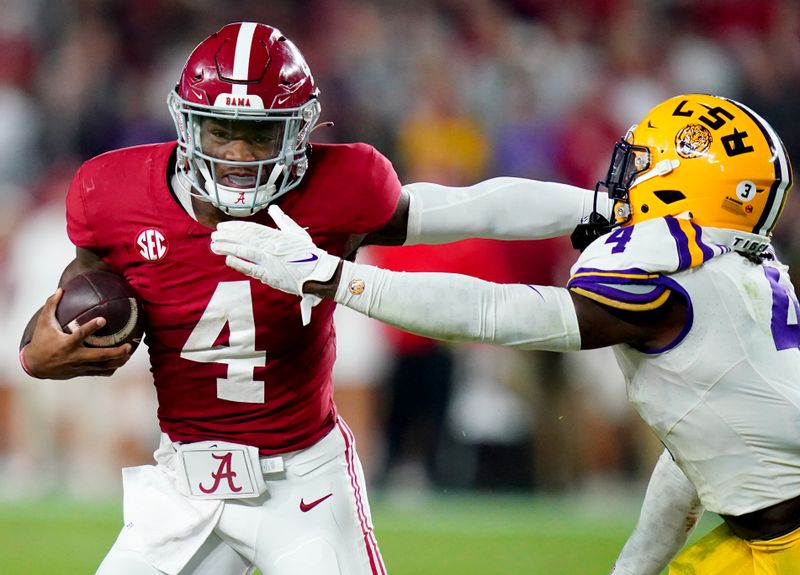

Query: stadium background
[0,0,797,572]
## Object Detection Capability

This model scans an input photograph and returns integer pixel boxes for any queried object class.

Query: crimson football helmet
[168,22,321,216]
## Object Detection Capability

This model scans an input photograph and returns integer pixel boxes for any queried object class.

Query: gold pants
[669,523,800,575]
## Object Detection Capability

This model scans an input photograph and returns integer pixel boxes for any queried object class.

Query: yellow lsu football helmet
[598,93,793,237]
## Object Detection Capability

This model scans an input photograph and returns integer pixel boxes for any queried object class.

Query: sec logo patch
[136,228,169,262]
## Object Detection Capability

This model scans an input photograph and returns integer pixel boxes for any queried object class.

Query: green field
[0,491,718,573]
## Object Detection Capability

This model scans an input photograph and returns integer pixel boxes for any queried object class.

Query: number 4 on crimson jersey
[65,141,402,454]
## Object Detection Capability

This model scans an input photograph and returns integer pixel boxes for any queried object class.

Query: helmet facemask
[168,91,321,217]
[599,136,652,226]
[571,136,652,251]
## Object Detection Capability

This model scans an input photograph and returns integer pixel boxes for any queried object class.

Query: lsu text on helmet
[167,22,321,217]
[597,94,793,238]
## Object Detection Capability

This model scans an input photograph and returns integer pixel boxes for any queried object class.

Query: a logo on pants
[198,452,243,494]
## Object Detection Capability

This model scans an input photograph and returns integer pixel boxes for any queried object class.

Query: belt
[721,493,800,541]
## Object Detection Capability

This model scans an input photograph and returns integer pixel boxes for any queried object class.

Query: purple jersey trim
[764,265,800,351]
[637,277,693,355]
[569,267,668,307]
[692,223,716,262]
[571,266,653,277]
[568,271,694,354]
[665,216,692,270]
[569,276,669,306]
[664,216,718,271]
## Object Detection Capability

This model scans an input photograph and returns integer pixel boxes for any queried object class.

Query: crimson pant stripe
[337,418,386,575]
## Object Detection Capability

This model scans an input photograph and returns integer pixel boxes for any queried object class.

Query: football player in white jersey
[210,93,799,575]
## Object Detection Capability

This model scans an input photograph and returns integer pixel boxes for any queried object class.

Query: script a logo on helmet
[136,228,169,262]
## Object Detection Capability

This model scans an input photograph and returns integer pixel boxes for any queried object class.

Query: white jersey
[568,216,800,516]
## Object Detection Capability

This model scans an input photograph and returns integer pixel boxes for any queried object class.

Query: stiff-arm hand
[210,205,340,325]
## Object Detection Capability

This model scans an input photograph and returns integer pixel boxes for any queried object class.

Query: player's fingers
[38,288,64,329]
[224,255,263,279]
[210,237,236,256]
[215,220,278,241]
[211,241,264,265]
[76,343,132,364]
[268,205,309,238]
[87,355,131,369]
[210,237,245,257]
[212,223,244,242]
[66,316,109,344]
[44,287,63,308]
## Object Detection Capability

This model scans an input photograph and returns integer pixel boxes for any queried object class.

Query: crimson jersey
[66,142,401,454]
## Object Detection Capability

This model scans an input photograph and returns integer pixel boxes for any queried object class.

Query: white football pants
[96,418,385,575]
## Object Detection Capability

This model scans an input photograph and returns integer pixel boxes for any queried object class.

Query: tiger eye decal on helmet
[596,94,793,237]
[675,124,712,159]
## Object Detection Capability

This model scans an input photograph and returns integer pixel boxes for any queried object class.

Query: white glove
[210,205,341,325]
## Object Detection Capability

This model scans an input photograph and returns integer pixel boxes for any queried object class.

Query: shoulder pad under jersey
[567,216,730,311]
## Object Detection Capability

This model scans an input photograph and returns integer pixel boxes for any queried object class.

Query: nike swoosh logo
[289,254,319,263]
[299,493,333,512]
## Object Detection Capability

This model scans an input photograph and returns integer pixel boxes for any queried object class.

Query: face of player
[199,118,283,188]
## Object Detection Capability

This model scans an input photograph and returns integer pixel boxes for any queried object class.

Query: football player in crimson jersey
[210,93,800,575]
[19,22,604,575]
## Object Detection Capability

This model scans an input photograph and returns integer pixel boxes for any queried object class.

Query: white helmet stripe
[231,22,257,98]
[729,98,792,236]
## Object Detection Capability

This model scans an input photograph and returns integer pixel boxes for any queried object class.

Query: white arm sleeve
[611,450,704,575]
[403,177,609,245]
[334,261,581,352]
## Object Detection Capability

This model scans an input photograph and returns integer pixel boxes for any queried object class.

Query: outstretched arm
[611,450,703,575]
[363,178,607,246]
[212,208,585,348]
[211,205,685,350]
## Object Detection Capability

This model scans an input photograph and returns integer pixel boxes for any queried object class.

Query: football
[56,270,144,350]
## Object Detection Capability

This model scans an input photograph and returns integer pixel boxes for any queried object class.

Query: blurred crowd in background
[0,0,798,500]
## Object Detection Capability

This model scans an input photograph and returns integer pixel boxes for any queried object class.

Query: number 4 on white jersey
[181,281,267,403]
